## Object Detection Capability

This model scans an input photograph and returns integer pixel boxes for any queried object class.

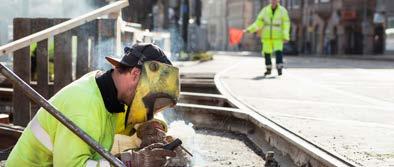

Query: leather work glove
[136,120,167,148]
[118,143,176,167]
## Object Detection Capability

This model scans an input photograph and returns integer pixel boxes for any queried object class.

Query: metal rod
[0,0,129,56]
[0,63,125,167]
[180,145,193,157]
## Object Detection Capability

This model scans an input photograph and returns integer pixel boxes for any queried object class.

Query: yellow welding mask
[125,60,180,126]
[108,43,179,135]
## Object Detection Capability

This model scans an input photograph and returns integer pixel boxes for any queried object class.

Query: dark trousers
[264,51,283,69]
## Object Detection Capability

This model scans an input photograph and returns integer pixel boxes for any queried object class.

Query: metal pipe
[179,145,193,157]
[0,63,125,167]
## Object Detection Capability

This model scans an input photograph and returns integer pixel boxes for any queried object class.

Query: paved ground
[178,53,394,166]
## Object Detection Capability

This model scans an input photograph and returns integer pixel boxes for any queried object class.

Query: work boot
[264,69,272,76]
[276,63,284,76]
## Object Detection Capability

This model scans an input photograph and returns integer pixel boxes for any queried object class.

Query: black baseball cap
[105,43,172,68]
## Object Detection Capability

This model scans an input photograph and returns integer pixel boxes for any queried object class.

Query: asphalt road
[179,52,394,166]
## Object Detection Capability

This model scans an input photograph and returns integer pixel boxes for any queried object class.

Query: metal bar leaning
[0,63,126,167]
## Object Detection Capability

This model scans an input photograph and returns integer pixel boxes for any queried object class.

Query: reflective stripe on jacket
[246,4,290,41]
[6,71,116,167]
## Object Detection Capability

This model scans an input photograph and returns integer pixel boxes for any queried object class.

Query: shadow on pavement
[252,75,277,80]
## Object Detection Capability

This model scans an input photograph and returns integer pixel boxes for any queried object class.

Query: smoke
[91,38,117,71]
[0,0,97,19]
[0,0,100,45]
[167,120,207,166]
[169,25,184,61]
[160,108,207,166]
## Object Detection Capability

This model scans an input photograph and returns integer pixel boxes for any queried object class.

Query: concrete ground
[178,53,394,166]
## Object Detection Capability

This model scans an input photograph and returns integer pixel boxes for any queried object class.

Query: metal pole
[0,63,125,167]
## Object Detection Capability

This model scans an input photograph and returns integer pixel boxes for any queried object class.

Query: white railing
[0,0,129,56]
[0,1,129,166]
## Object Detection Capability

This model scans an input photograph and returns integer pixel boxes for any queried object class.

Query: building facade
[283,0,390,55]
[201,0,265,51]
[131,0,393,54]
[201,0,228,50]
[376,0,394,53]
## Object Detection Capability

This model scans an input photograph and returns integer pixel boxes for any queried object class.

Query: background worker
[244,0,290,76]
[6,43,179,167]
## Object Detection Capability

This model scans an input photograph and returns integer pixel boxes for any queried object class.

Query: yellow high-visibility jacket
[246,4,290,53]
[6,71,125,167]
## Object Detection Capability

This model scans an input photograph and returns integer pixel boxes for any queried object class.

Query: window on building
[315,0,330,3]
[293,0,301,8]
[282,0,288,8]
[389,17,394,28]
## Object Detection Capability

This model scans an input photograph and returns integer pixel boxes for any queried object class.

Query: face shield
[124,61,180,127]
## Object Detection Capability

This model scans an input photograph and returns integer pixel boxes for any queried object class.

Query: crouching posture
[6,43,180,167]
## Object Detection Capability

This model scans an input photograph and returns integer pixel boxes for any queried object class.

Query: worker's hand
[164,136,182,152]
[119,143,176,167]
[137,120,166,148]
[242,29,247,33]
[165,136,184,156]
[283,40,289,43]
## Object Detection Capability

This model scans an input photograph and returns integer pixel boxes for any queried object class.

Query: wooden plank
[53,19,73,93]
[12,18,31,127]
[0,84,54,105]
[0,114,9,124]
[0,87,12,102]
[31,18,51,116]
[89,37,97,71]
[90,20,99,70]
[0,0,129,56]
[0,123,23,149]
[0,74,12,88]
[94,19,116,70]
[76,23,91,78]
[86,20,97,72]
[0,123,24,135]
[32,18,50,98]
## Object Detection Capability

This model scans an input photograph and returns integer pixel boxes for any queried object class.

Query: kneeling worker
[6,43,180,167]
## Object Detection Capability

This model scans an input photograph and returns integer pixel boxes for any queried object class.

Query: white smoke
[0,0,100,45]
[167,121,196,151]
[92,38,116,71]
[167,120,207,166]
[0,0,97,18]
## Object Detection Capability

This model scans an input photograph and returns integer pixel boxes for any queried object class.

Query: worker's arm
[282,8,291,41]
[246,8,265,33]
[52,98,109,167]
